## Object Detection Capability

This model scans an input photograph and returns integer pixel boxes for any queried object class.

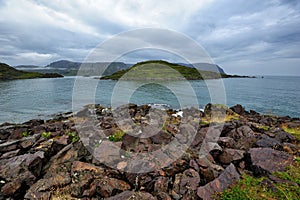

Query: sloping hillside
[100,60,235,80]
[0,63,63,80]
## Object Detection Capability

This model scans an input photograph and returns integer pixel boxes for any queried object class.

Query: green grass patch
[108,130,125,142]
[217,162,300,200]
[200,113,240,125]
[282,125,300,141]
[22,132,30,137]
[41,131,51,138]
[66,131,79,143]
[253,123,270,131]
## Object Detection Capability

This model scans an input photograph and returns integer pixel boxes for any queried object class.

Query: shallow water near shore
[0,76,299,124]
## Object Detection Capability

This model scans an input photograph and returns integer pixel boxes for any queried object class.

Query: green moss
[218,163,300,200]
[255,124,270,131]
[200,113,240,125]
[214,104,229,109]
[282,125,300,141]
[22,132,30,137]
[41,132,51,138]
[108,130,125,142]
[66,131,79,143]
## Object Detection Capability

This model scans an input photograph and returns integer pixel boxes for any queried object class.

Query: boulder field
[0,104,299,199]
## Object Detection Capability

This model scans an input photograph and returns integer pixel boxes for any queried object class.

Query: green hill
[100,60,237,80]
[0,62,63,80]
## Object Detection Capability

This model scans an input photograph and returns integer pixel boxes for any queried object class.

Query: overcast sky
[0,0,300,75]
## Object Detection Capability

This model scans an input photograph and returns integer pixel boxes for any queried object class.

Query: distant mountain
[45,60,81,69]
[44,60,129,76]
[15,65,42,69]
[100,60,234,80]
[0,63,63,80]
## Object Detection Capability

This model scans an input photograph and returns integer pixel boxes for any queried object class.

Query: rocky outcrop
[246,148,294,175]
[197,164,240,200]
[0,104,298,199]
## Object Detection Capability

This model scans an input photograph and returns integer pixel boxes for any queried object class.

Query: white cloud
[0,0,299,75]
[33,0,215,28]
[0,0,102,37]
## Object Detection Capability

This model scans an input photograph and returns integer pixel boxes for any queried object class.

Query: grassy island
[100,60,251,80]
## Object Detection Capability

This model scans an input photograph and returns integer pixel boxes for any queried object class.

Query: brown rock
[24,189,51,200]
[0,153,42,182]
[247,148,294,175]
[0,149,20,159]
[150,130,172,144]
[274,131,297,143]
[157,192,172,200]
[93,140,121,166]
[45,142,89,174]
[25,152,43,177]
[19,137,35,149]
[282,142,300,155]
[191,127,207,149]
[227,125,258,150]
[95,177,131,198]
[255,136,282,150]
[0,152,43,198]
[230,104,245,115]
[177,124,197,145]
[117,161,128,170]
[204,103,227,118]
[0,140,18,153]
[9,127,28,140]
[218,137,235,148]
[180,168,200,193]
[71,161,104,175]
[152,176,170,194]
[121,134,140,151]
[0,126,12,140]
[25,172,71,198]
[197,155,224,183]
[197,163,240,200]
[189,159,199,172]
[106,191,156,200]
[218,148,245,164]
[172,169,200,199]
[1,181,22,196]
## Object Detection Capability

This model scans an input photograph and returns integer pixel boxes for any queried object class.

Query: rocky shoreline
[0,104,299,199]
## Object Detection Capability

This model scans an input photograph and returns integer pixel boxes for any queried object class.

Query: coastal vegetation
[108,130,125,142]
[66,131,80,143]
[282,125,300,141]
[0,62,63,80]
[100,60,251,80]
[41,131,51,138]
[218,161,300,200]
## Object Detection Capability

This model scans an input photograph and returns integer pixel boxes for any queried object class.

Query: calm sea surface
[0,76,299,124]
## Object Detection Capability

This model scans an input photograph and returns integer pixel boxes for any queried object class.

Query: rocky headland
[0,104,299,199]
